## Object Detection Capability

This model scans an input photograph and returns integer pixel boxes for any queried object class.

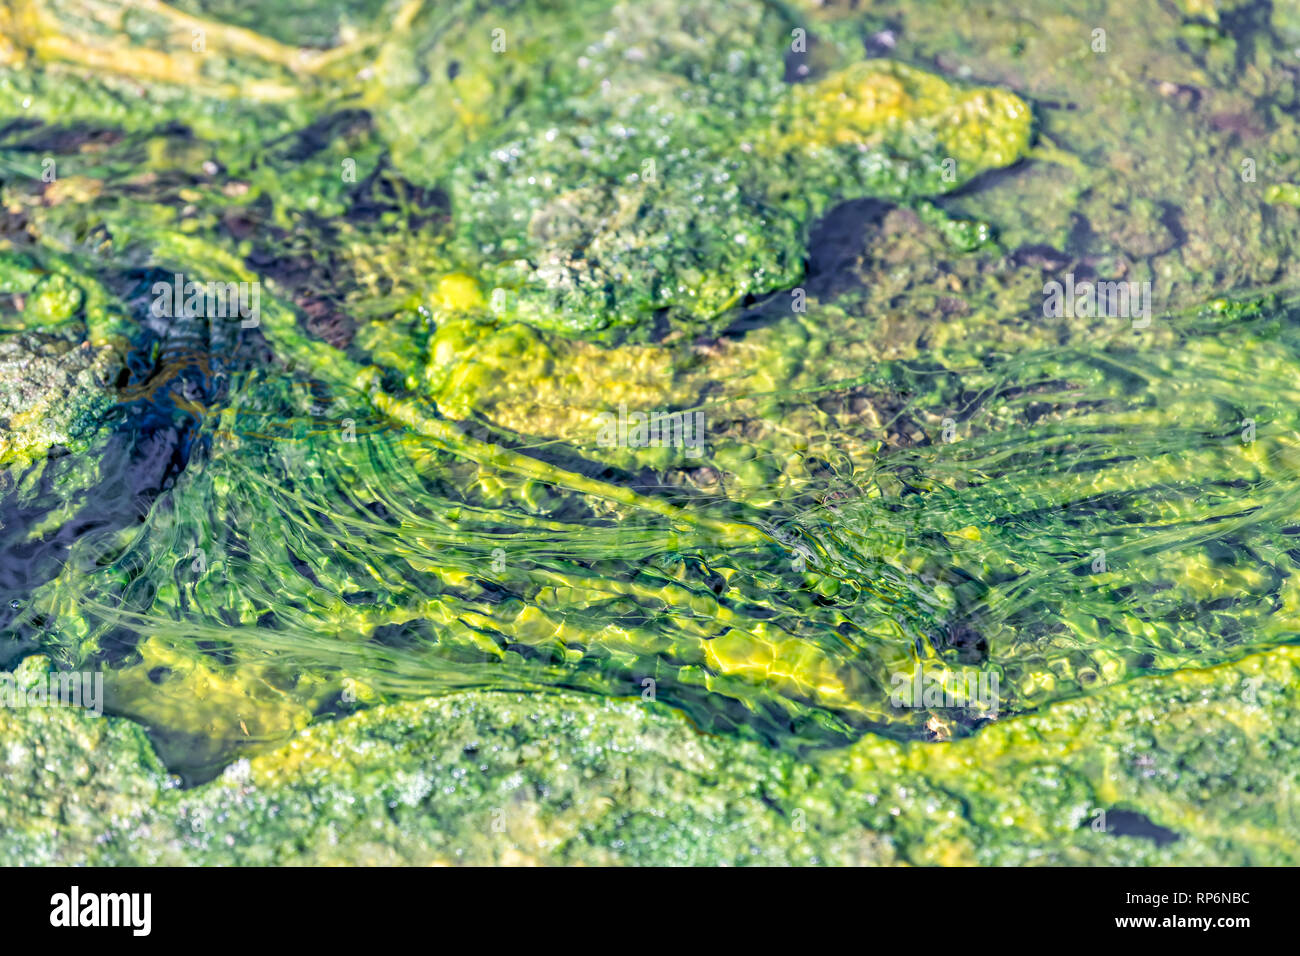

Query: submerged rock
[0,332,116,469]
[0,253,120,471]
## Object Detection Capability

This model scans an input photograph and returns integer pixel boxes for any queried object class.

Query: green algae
[19,279,1300,780]
[0,0,1299,864]
[2,645,1296,865]
[1,0,1033,337]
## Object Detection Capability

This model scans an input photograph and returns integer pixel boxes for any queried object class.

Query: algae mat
[0,0,1298,864]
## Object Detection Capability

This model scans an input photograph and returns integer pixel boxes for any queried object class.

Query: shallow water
[1,0,1298,859]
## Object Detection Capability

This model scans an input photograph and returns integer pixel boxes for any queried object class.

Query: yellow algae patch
[430,273,485,313]
[422,318,692,435]
[769,60,1032,175]
[703,628,869,716]
[41,175,102,206]
[1178,0,1220,22]
[103,637,313,771]
[0,0,367,99]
